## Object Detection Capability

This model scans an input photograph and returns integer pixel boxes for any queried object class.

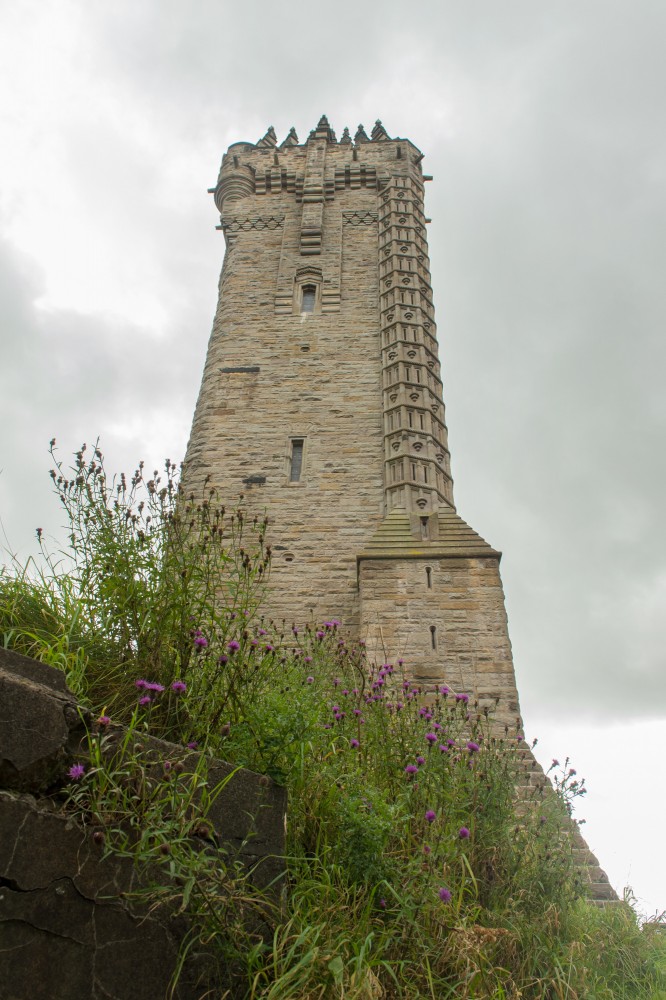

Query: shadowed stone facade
[185,115,521,725]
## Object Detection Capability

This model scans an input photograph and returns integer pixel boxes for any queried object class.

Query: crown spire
[257,126,277,148]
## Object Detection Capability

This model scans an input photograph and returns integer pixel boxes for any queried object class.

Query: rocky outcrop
[0,649,287,1000]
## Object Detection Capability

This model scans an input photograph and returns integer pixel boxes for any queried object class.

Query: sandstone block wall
[359,555,520,725]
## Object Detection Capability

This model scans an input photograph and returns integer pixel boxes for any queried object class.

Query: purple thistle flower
[217,654,228,665]
[135,679,148,689]
[186,741,198,750]
[378,898,386,909]
[138,696,152,706]
[425,732,438,744]
[438,887,452,903]
[68,763,85,780]
[97,715,110,726]
[264,644,274,653]
[193,634,208,649]
[467,741,480,753]
[350,738,360,749]
[423,844,432,854]
[227,640,240,653]
[292,627,299,636]
[458,826,471,840]
[306,675,314,684]
[316,630,325,639]
[146,682,165,693]
[171,681,187,693]
[416,756,426,766]
[455,692,469,704]
[439,685,450,695]
[425,810,436,823]
[439,744,448,753]
[257,628,267,636]
[404,764,419,775]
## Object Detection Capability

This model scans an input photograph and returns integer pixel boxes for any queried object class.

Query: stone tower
[186,115,519,724]
[184,116,618,902]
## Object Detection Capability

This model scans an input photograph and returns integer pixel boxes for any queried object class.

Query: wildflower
[227,640,240,653]
[438,887,452,903]
[378,898,386,909]
[455,693,469,704]
[264,644,274,653]
[135,679,148,690]
[552,758,560,767]
[138,696,152,707]
[306,676,314,684]
[305,656,313,663]
[425,732,438,744]
[439,685,450,695]
[466,741,480,753]
[350,738,360,749]
[97,715,110,726]
[423,844,431,854]
[171,681,187,693]
[458,826,471,840]
[146,682,165,693]
[404,764,418,775]
[416,756,426,766]
[68,763,85,780]
[425,810,436,823]
[316,630,325,639]
[186,741,198,750]
[292,627,299,636]
[439,744,448,753]
[193,633,208,649]
[257,628,267,636]
[217,654,228,665]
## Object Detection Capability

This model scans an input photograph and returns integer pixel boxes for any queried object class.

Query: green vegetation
[2,444,664,999]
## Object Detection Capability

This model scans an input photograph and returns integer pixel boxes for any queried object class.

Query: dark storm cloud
[0,231,209,556]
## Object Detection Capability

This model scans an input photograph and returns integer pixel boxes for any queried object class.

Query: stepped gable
[358,506,500,560]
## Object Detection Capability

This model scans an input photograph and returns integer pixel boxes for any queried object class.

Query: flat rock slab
[0,648,90,792]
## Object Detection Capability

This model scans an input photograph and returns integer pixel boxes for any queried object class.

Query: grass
[2,444,664,998]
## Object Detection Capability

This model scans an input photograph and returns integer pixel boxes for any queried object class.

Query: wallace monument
[184,116,613,901]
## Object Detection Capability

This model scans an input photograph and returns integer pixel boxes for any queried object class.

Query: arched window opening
[301,285,316,313]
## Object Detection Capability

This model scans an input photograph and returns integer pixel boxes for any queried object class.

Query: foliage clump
[2,445,664,999]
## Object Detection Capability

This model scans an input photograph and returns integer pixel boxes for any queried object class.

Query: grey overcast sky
[0,0,664,915]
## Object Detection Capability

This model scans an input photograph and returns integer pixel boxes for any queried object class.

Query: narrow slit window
[290,439,304,482]
[301,285,316,313]
[430,625,437,650]
[425,566,432,588]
